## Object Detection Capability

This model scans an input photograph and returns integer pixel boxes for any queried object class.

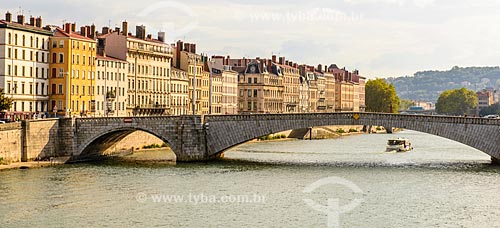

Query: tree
[399,99,415,111]
[365,78,400,113]
[436,88,477,115]
[0,88,12,111]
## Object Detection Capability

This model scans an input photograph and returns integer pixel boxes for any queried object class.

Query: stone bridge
[55,113,500,163]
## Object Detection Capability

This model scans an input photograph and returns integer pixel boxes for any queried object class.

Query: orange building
[49,23,96,117]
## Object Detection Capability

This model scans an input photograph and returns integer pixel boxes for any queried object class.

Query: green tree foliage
[479,103,500,117]
[366,79,400,113]
[399,99,415,111]
[0,89,12,111]
[436,88,478,115]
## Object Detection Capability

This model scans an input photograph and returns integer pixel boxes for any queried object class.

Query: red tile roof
[96,54,127,62]
[54,27,95,41]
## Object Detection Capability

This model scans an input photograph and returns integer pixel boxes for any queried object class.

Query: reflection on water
[0,130,499,228]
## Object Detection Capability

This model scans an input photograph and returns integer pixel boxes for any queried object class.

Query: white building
[0,12,51,119]
[95,54,128,117]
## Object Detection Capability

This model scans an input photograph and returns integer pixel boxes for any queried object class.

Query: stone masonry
[2,113,500,163]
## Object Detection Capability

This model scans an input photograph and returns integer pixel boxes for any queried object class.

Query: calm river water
[1,130,500,228]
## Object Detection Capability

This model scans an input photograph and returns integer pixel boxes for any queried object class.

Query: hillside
[386,66,500,102]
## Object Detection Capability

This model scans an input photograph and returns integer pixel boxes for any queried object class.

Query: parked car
[483,115,499,119]
[0,120,5,124]
[0,118,12,123]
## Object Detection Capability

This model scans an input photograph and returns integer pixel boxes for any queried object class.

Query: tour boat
[386,138,413,152]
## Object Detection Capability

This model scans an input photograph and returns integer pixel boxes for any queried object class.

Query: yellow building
[49,24,96,117]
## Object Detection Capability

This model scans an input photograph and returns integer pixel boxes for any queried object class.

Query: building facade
[173,40,208,115]
[0,12,51,120]
[98,23,173,116]
[95,54,128,117]
[170,67,189,116]
[49,24,96,117]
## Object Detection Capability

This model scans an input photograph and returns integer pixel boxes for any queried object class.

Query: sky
[2,0,500,78]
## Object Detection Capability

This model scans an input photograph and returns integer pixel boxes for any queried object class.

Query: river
[1,130,499,228]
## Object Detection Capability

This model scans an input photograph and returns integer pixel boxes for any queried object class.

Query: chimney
[64,23,72,34]
[285,60,289,66]
[158,32,165,42]
[71,23,76,32]
[86,26,91,38]
[190,43,196,53]
[184,43,189,52]
[122,21,128,36]
[35,17,42,28]
[147,34,152,40]
[318,64,323,73]
[115,27,120,34]
[5,12,12,22]
[226,56,230,65]
[17,14,25,24]
[80,26,87,37]
[136,25,146,39]
[102,26,109,34]
[90,24,96,38]
[272,55,277,63]
[279,57,284,65]
[29,16,35,26]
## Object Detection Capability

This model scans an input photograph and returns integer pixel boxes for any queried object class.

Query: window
[42,38,45,49]
[21,83,25,94]
[248,90,252,97]
[52,40,57,48]
[59,53,64,63]
[30,36,33,47]
[248,78,252,84]
[59,68,63,78]
[36,37,39,47]
[8,33,11,44]
[59,40,64,48]
[254,90,258,97]
[22,35,25,46]
[22,50,25,60]
[254,78,258,83]
[58,84,63,94]
[7,48,11,58]
[30,84,33,95]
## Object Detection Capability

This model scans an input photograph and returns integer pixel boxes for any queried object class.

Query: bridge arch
[77,127,177,160]
[204,113,500,160]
